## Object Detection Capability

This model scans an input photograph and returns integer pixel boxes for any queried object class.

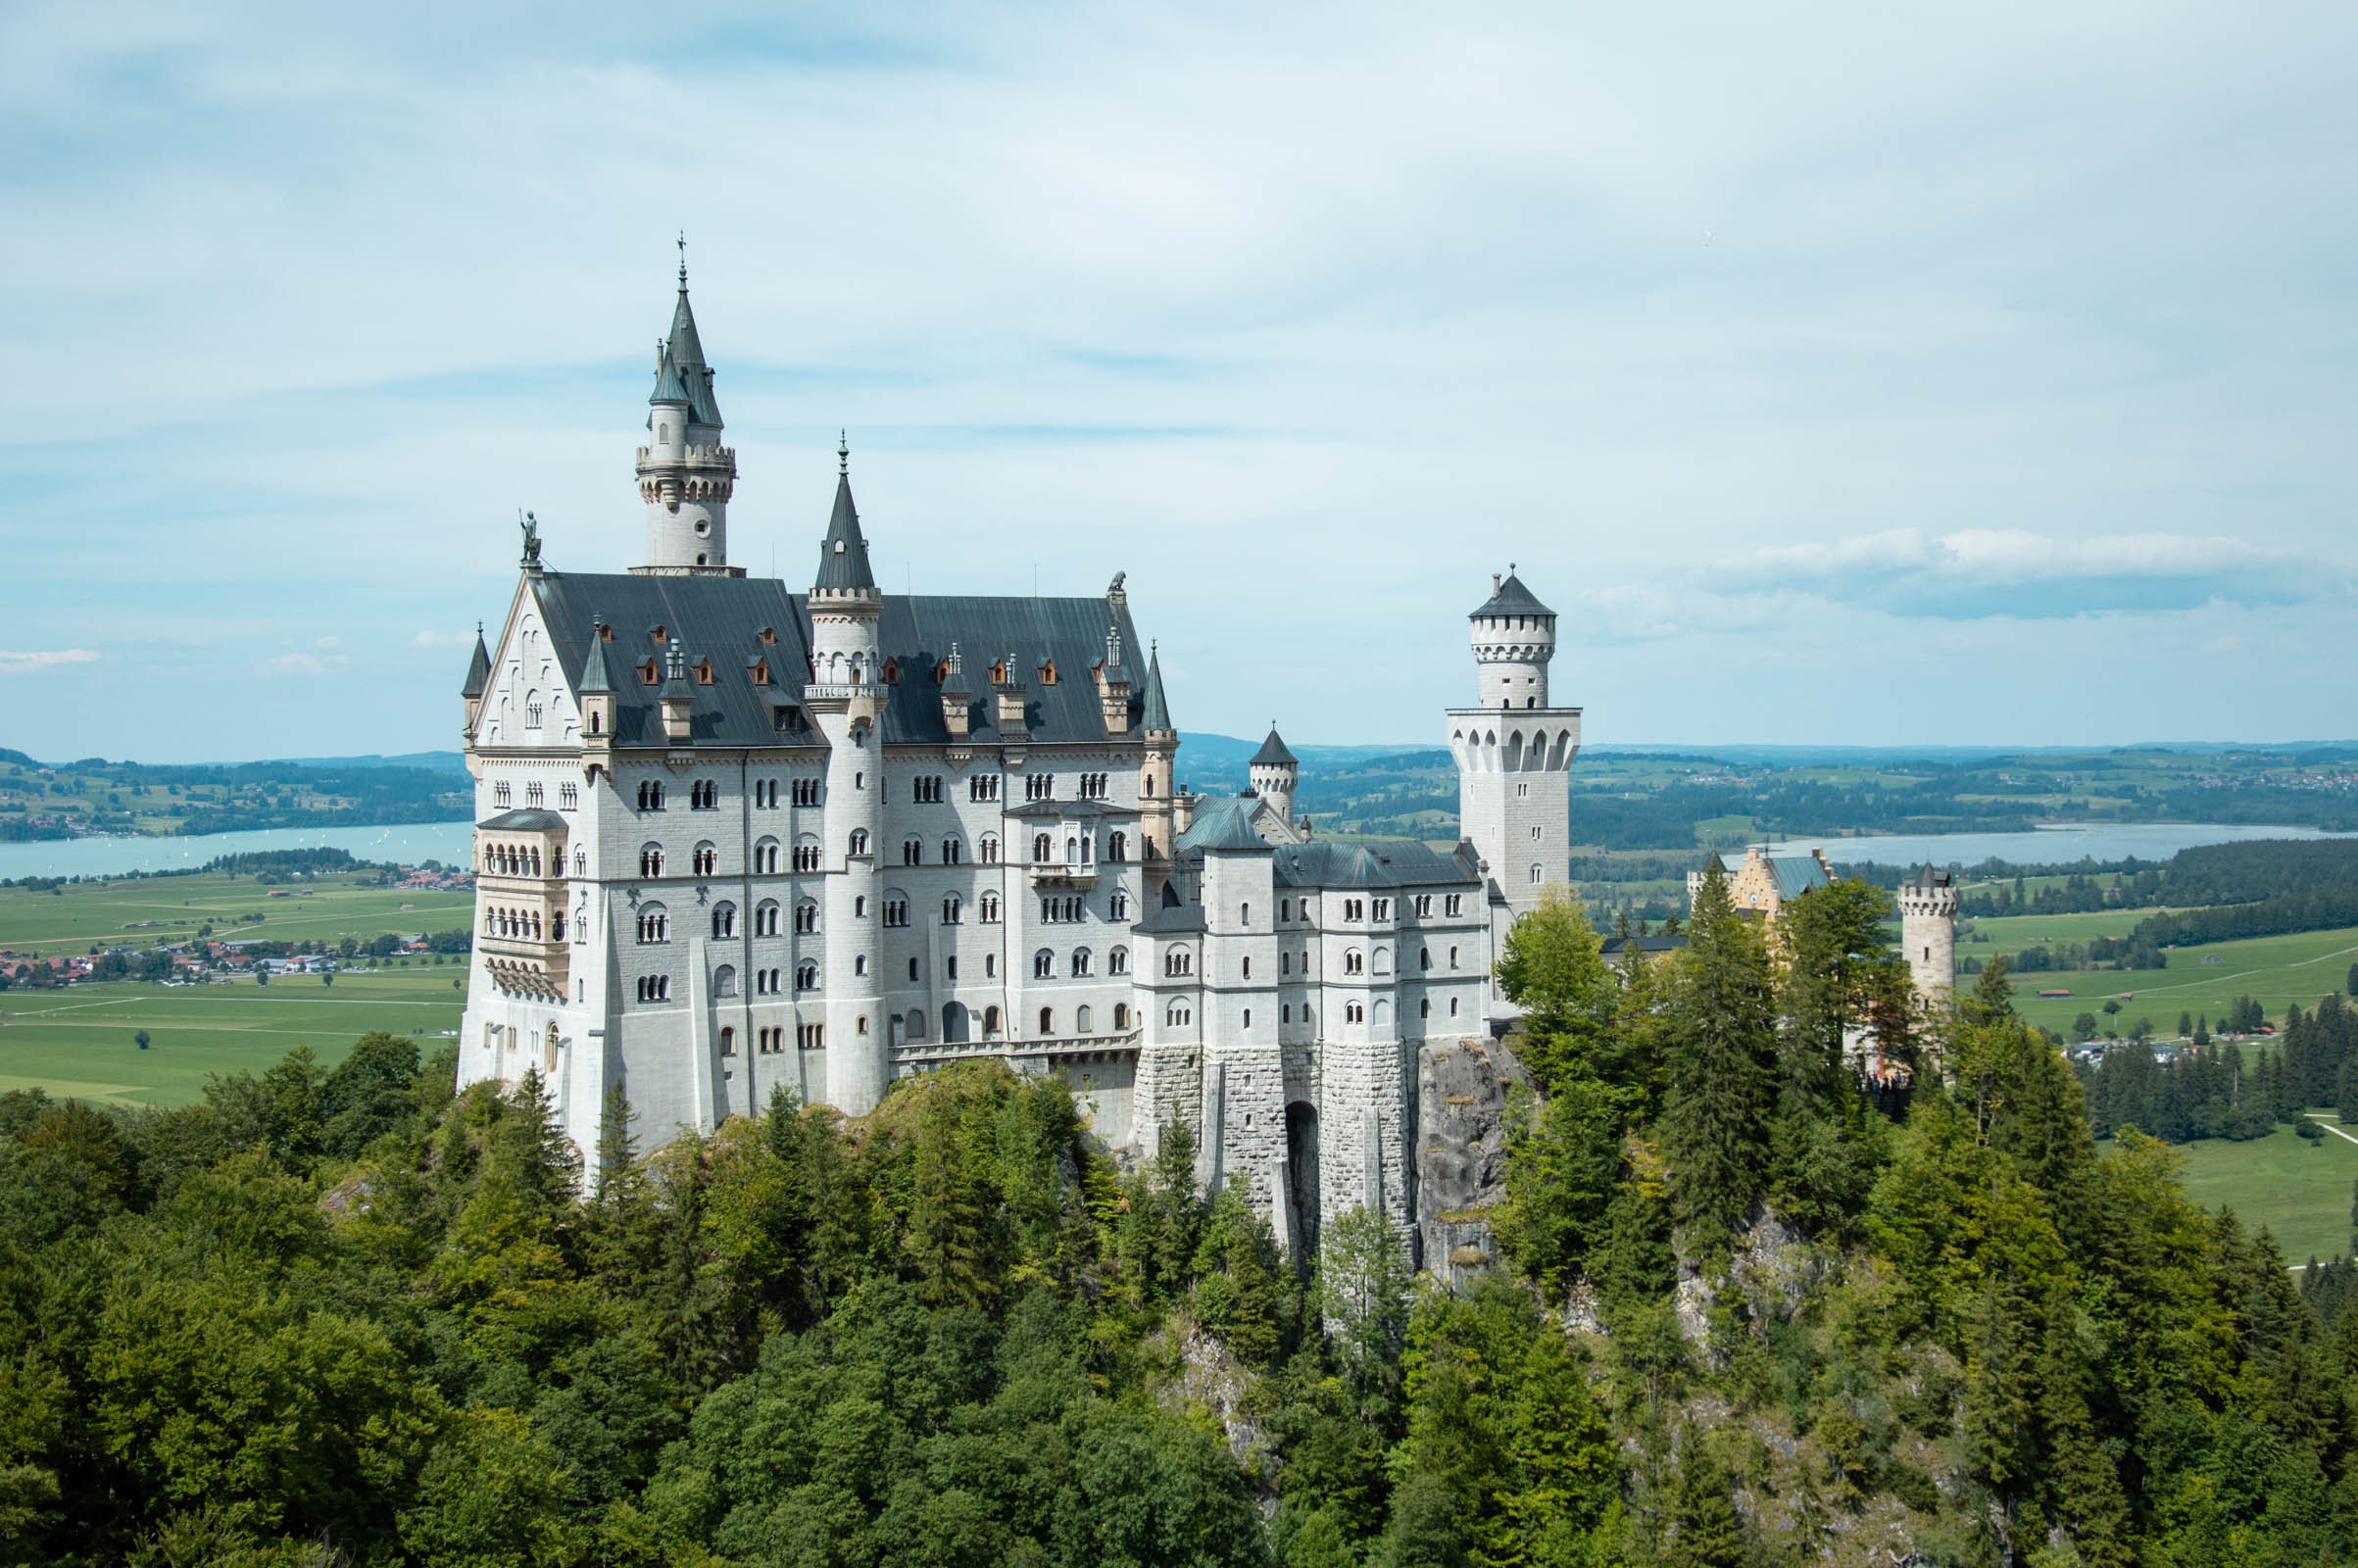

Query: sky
[3,0,2354,762]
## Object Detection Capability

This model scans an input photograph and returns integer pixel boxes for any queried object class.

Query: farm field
[1964,906,2183,948]
[0,868,471,957]
[0,968,465,1104]
[1998,923,2358,1039]
[2103,1118,2358,1266]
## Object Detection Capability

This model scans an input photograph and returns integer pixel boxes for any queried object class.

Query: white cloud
[253,651,348,676]
[316,634,341,649]
[1725,527,2333,619]
[0,649,98,674]
[412,629,474,649]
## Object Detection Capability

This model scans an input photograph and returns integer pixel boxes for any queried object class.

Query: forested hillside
[0,869,2352,1566]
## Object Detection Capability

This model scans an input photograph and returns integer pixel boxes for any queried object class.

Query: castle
[455,266,1581,1256]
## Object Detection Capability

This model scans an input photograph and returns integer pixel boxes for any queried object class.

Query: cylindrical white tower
[1897,864,1958,1007]
[1469,567,1556,710]
[1248,725,1299,826]
[633,260,738,576]
[808,441,888,1114]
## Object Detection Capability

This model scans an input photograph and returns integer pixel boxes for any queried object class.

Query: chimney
[1492,571,1501,596]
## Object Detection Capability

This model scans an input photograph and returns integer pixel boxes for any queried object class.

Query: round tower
[807,437,887,1114]
[1469,565,1556,710]
[1897,863,1958,1006]
[634,251,739,575]
[1248,724,1299,826]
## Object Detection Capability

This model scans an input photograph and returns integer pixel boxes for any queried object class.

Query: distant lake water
[0,822,477,881]
[1786,822,2358,871]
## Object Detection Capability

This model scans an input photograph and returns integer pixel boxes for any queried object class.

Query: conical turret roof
[813,441,877,595]
[1251,725,1297,768]
[648,349,691,409]
[648,268,723,427]
[578,620,615,695]
[1140,644,1173,732]
[1472,571,1552,619]
[462,629,491,698]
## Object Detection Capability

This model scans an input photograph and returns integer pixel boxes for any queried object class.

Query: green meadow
[2105,1118,2358,1266]
[0,868,471,958]
[1988,921,2358,1038]
[0,968,466,1105]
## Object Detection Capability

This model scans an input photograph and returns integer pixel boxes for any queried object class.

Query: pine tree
[1661,863,1778,1255]
[1662,1436,1745,1568]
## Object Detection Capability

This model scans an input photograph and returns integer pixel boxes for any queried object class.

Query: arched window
[849,829,869,857]
[754,837,781,874]
[796,961,817,991]
[906,1008,925,1040]
[854,955,868,976]
[1241,903,1251,927]
[1166,1000,1192,1027]
[942,837,963,865]
[1071,949,1092,977]
[1034,949,1055,979]
[1038,1006,1055,1035]
[1421,999,1431,1018]
[983,1005,1001,1038]
[1373,948,1392,975]
[754,900,781,937]
[942,894,962,924]
[1345,949,1363,975]
[1347,1001,1365,1024]
[1242,956,1252,979]
[1420,947,1431,970]
[1164,949,1193,977]
[1529,865,1543,885]
[637,906,668,944]
[1076,1004,1093,1033]
[792,900,816,934]
[719,1025,735,1055]
[1034,833,1053,862]
[794,838,821,873]
[903,837,923,865]
[1108,946,1128,975]
[545,1022,560,1073]
[1113,1003,1129,1031]
[639,843,664,877]
[693,841,717,876]
[1449,996,1460,1016]
[712,903,736,938]
[1106,831,1126,862]
[712,965,737,999]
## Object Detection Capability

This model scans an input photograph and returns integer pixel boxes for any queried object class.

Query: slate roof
[1472,572,1553,619]
[1005,800,1140,820]
[1908,862,1954,890]
[522,571,1149,751]
[1709,850,1833,902]
[577,622,615,695]
[478,808,567,832]
[1271,838,1481,890]
[1140,645,1173,732]
[1250,727,1298,768]
[462,631,491,698]
[1132,900,1206,935]
[815,465,877,593]
[648,351,692,409]
[1177,797,1273,853]
[662,285,723,427]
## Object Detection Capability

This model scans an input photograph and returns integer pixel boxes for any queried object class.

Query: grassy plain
[1964,907,2182,947]
[1987,922,2358,1038]
[2103,1119,2358,1265]
[0,968,466,1104]
[0,869,472,958]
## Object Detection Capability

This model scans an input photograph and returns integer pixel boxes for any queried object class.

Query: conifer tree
[1662,863,1778,1255]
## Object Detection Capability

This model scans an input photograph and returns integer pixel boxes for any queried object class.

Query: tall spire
[462,624,491,698]
[578,618,614,695]
[649,244,720,428]
[1141,641,1172,733]
[813,436,877,594]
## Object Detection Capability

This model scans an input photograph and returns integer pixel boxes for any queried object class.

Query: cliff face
[1413,1035,1529,1282]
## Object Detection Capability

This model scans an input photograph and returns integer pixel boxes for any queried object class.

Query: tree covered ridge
[0,870,2350,1566]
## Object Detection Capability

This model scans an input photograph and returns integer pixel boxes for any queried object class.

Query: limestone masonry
[457,267,1581,1262]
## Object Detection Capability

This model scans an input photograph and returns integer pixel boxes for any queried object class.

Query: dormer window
[882,660,900,685]
[639,660,659,685]
[934,660,951,684]
[759,626,776,644]
[696,659,713,685]
[989,661,1007,684]
[752,660,769,685]
[1040,660,1057,685]
[598,624,614,641]
[651,625,667,643]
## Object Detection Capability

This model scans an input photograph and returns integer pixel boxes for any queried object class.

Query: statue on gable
[519,510,543,566]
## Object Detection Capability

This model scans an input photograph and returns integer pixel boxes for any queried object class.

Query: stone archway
[942,1001,969,1044]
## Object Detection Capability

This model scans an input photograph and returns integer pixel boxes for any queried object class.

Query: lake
[0,822,477,881]
[1782,822,2358,871]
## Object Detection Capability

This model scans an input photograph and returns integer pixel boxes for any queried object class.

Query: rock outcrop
[1413,1035,1530,1279]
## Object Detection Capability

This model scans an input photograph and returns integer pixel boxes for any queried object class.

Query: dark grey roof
[1005,800,1140,820]
[1472,572,1552,619]
[1178,797,1272,853]
[1132,900,1206,935]
[578,621,615,695]
[462,631,491,698]
[664,287,722,427]
[1140,645,1173,732]
[1271,838,1480,890]
[478,808,566,831]
[660,642,695,701]
[1250,727,1298,768]
[648,350,691,409]
[1910,862,1953,890]
[814,467,877,594]
[525,571,1148,751]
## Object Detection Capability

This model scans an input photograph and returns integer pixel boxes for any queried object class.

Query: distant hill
[278,752,469,775]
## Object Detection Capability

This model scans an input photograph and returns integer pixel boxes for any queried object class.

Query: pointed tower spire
[578,617,614,694]
[634,250,737,574]
[462,624,491,699]
[814,435,877,594]
[1141,641,1173,734]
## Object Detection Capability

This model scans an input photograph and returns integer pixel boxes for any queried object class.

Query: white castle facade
[456,269,1582,1254]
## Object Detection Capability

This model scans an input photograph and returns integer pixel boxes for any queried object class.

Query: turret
[578,617,617,757]
[633,249,739,576]
[461,625,491,737]
[1897,863,1958,1006]
[1139,642,1178,868]
[1469,568,1556,710]
[1248,725,1299,826]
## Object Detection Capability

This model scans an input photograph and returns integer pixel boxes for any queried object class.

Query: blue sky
[4,1,2354,761]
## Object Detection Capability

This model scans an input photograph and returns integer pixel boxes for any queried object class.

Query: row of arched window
[481,842,545,877]
[482,905,561,941]
[1029,946,1128,979]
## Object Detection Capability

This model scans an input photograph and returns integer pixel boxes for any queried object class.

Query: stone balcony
[479,932,569,1000]
[1027,862,1100,890]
